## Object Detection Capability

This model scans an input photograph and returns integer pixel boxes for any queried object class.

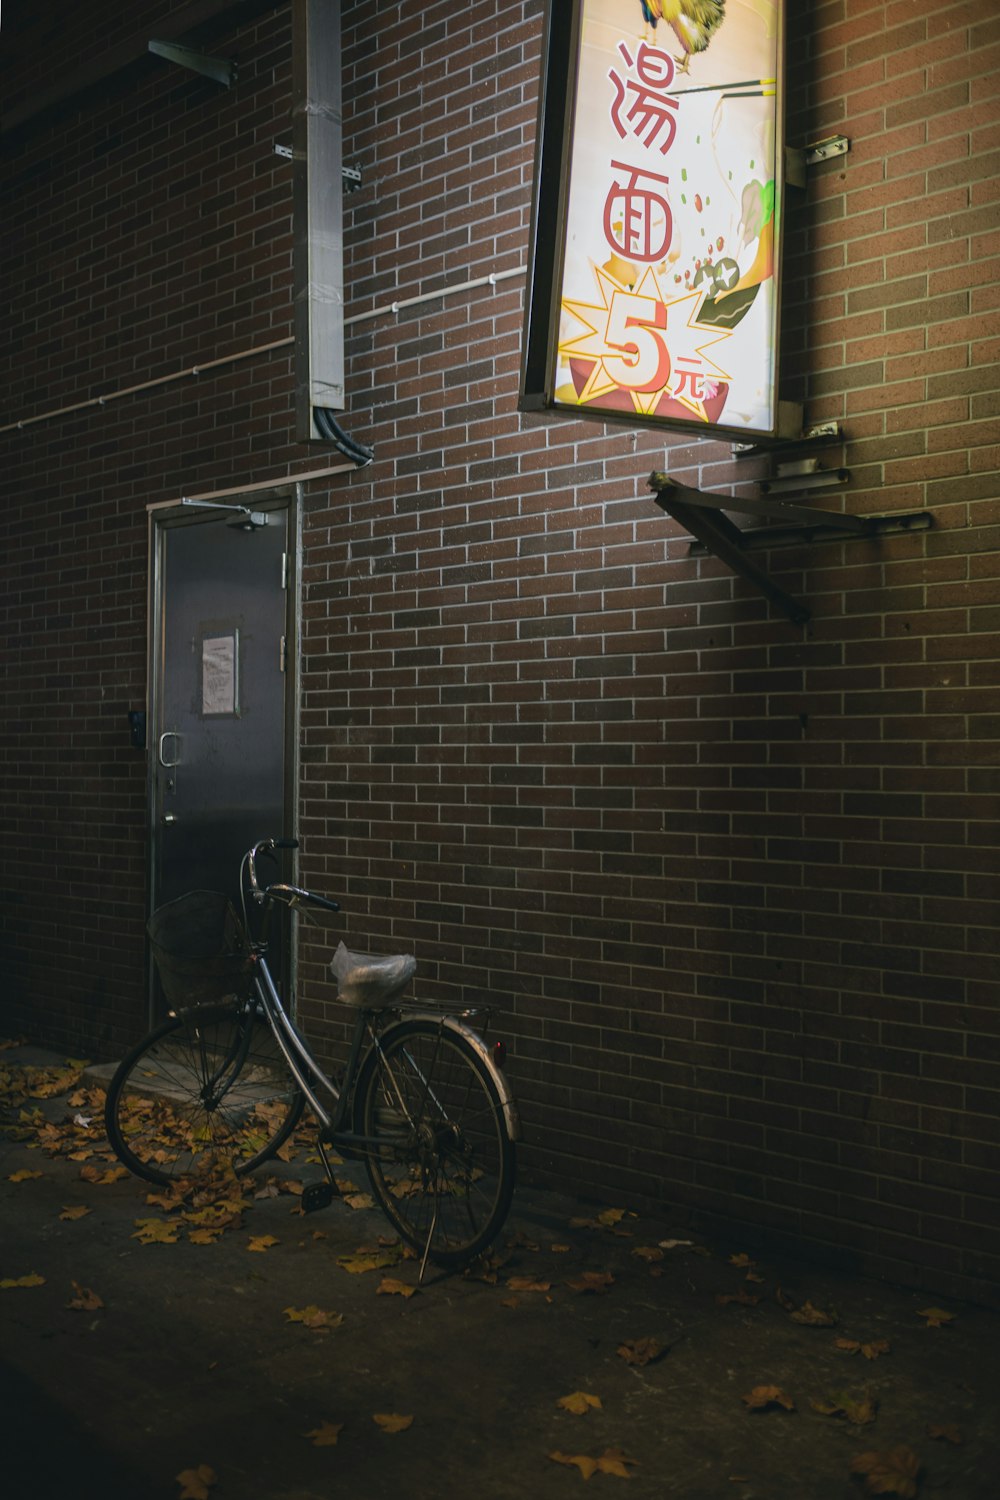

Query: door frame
[145,480,303,1026]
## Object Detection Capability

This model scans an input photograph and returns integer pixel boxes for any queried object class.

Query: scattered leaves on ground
[337,1248,402,1275]
[566,1270,615,1295]
[810,1388,878,1426]
[631,1245,663,1264]
[742,1386,796,1412]
[377,1277,418,1299]
[617,1337,666,1367]
[835,1338,891,1360]
[8,1169,43,1182]
[176,1465,217,1499]
[304,1421,343,1447]
[917,1307,954,1328]
[283,1305,344,1332]
[132,1217,181,1245]
[67,1281,104,1311]
[926,1422,963,1444]
[548,1447,637,1479]
[849,1447,921,1498]
[558,1392,602,1415]
[790,1299,838,1327]
[80,1164,130,1186]
[373,1413,413,1433]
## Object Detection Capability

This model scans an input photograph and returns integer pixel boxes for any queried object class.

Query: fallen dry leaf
[132,1217,180,1245]
[566,1270,615,1295]
[8,1169,43,1183]
[377,1277,418,1299]
[790,1300,837,1326]
[59,1205,91,1221]
[176,1465,217,1500]
[67,1280,103,1311]
[550,1243,571,1253]
[810,1388,877,1426]
[839,1344,893,1368]
[507,1276,552,1293]
[631,1246,664,1264]
[742,1385,795,1412]
[344,1192,375,1211]
[597,1208,626,1227]
[373,1412,413,1433]
[337,1249,400,1276]
[716,1290,759,1308]
[284,1305,344,1332]
[548,1447,637,1479]
[558,1392,602,1416]
[247,1235,280,1253]
[304,1421,343,1447]
[188,1228,223,1246]
[617,1337,665,1367]
[916,1307,954,1328]
[926,1423,963,1445]
[849,1446,921,1498]
[80,1164,130,1185]
[1,1272,46,1289]
[729,1253,755,1268]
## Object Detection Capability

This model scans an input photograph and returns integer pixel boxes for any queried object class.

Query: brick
[2,0,999,1308]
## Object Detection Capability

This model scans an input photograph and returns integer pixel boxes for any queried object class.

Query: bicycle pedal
[302,1181,335,1214]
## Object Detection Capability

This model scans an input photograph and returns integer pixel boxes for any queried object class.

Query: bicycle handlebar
[245,838,341,914]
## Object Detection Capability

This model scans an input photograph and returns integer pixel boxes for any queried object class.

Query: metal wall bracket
[785,135,850,187]
[732,421,843,459]
[649,473,933,627]
[274,142,361,191]
[148,39,235,87]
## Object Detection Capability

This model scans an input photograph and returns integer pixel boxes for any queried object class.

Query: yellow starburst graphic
[558,263,732,422]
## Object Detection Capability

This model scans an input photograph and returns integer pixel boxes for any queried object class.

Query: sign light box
[521,0,787,441]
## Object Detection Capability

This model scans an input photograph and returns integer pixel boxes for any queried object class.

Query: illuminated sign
[521,0,786,440]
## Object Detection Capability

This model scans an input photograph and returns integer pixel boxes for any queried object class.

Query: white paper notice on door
[202,632,239,716]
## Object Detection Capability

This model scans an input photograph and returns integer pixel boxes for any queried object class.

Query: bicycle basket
[147,889,252,1006]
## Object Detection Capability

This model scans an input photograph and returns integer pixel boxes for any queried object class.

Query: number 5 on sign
[603,291,671,392]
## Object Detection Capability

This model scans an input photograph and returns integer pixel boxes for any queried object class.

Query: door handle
[158,731,181,768]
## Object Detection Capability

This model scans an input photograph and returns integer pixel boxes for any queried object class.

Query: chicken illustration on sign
[553,0,782,437]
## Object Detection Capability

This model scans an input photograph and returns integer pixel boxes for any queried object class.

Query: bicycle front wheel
[105,1003,305,1187]
[354,1019,516,1266]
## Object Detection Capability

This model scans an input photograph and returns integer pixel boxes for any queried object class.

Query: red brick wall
[2,0,998,1303]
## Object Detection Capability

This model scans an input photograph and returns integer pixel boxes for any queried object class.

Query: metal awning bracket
[148,39,235,88]
[649,473,933,627]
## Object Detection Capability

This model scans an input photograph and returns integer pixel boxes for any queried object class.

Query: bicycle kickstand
[417,1193,439,1287]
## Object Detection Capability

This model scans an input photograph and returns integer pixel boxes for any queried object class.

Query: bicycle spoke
[356,1020,515,1265]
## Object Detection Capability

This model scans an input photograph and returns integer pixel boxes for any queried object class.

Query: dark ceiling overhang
[2,0,287,139]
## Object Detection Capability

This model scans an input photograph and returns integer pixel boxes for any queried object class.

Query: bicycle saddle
[330,941,417,1009]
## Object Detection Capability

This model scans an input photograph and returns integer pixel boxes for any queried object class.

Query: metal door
[148,495,296,1015]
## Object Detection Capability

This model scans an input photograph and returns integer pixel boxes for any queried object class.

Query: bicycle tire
[105,1002,305,1187]
[354,1018,516,1266]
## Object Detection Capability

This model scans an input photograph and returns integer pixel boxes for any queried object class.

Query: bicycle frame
[248,946,520,1152]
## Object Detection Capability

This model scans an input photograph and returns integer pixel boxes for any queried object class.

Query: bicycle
[105,838,520,1275]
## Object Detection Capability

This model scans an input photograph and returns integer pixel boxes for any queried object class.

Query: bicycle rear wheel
[354,1019,516,1266]
[105,1002,305,1187]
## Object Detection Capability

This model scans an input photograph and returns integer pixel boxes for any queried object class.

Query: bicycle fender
[412,1014,522,1143]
